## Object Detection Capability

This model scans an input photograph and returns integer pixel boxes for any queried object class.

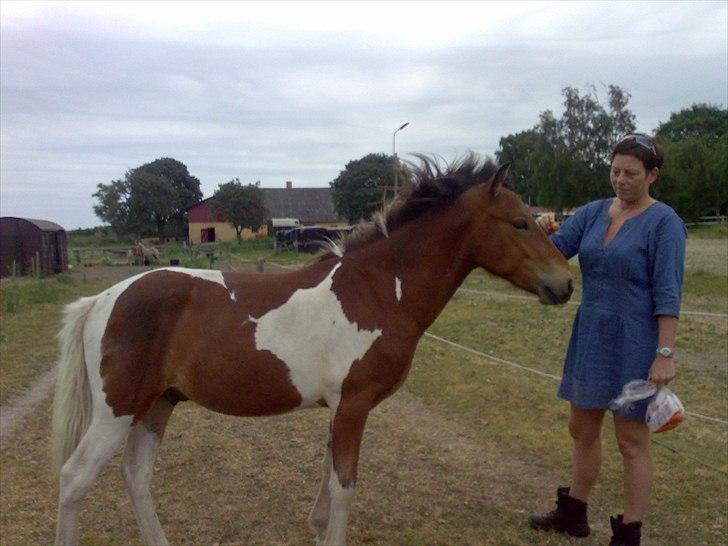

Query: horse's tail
[51,295,98,474]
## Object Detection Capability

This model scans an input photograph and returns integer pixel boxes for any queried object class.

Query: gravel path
[0,366,56,447]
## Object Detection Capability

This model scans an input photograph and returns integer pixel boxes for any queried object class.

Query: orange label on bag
[655,411,685,433]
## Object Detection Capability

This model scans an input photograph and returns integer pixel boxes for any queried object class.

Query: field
[0,235,726,545]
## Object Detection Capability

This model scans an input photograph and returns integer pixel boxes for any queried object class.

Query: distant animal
[127,242,160,265]
[51,154,573,546]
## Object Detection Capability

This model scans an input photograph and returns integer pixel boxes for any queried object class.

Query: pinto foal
[52,155,573,545]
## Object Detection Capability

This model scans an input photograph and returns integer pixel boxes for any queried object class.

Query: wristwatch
[656,347,674,358]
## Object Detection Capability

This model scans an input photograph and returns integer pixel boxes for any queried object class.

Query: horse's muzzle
[539,278,573,305]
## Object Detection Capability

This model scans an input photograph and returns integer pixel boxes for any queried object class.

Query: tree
[653,104,728,220]
[126,170,177,237]
[134,158,203,236]
[93,158,202,238]
[209,179,268,243]
[92,178,132,236]
[330,153,409,223]
[496,84,636,210]
[655,103,728,143]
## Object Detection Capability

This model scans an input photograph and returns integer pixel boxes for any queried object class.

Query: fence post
[256,258,265,273]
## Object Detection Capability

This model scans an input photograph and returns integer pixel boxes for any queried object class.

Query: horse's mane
[320,152,508,259]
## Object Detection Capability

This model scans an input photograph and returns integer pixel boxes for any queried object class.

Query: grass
[0,233,725,545]
[0,275,117,403]
[68,238,314,269]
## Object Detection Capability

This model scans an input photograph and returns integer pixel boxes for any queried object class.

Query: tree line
[93,85,726,238]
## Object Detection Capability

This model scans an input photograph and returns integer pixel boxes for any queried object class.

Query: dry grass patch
[2,389,616,546]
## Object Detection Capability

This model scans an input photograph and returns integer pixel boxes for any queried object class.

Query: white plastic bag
[646,387,685,433]
[608,379,685,433]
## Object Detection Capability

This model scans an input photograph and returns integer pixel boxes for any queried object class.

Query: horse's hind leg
[56,414,133,546]
[308,430,333,543]
[121,398,174,546]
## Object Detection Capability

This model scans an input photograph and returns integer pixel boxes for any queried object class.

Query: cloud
[1,1,726,228]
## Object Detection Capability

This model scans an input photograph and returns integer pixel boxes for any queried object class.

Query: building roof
[187,186,344,224]
[262,187,342,223]
[0,217,65,232]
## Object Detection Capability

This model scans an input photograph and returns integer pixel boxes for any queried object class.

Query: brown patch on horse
[100,266,339,422]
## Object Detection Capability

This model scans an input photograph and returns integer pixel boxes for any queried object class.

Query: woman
[529,133,687,546]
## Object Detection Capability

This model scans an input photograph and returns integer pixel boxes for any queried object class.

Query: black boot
[528,486,590,537]
[609,514,642,545]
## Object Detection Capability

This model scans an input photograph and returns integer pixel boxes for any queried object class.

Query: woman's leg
[613,415,652,523]
[568,404,606,501]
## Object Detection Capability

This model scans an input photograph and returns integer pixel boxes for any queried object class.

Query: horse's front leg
[320,399,370,546]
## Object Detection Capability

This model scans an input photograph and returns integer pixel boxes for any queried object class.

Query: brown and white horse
[52,154,573,546]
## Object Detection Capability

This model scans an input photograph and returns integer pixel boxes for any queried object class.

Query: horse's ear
[489,163,510,197]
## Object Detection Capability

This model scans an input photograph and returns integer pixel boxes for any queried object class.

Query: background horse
[127,242,161,265]
[52,154,573,546]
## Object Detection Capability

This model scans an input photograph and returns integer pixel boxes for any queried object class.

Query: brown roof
[0,217,65,232]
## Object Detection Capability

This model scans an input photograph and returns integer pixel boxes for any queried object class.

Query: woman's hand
[536,213,560,234]
[648,356,676,387]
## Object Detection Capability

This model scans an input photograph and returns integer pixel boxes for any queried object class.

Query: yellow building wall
[188,222,269,244]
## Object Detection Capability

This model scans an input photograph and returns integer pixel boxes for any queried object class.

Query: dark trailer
[0,217,69,277]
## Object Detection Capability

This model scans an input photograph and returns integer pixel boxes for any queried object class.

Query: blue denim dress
[551,199,687,419]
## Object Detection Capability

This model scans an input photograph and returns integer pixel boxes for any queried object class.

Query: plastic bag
[646,388,685,433]
[608,379,685,433]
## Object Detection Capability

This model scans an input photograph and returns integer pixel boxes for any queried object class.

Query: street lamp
[392,122,409,197]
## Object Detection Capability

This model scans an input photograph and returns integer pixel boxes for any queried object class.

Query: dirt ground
[1,384,594,546]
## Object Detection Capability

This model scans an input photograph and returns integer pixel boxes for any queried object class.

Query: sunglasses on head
[617,133,656,156]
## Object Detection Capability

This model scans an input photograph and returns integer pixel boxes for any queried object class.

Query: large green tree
[330,153,409,223]
[497,84,636,210]
[653,104,728,220]
[93,158,202,238]
[209,179,268,243]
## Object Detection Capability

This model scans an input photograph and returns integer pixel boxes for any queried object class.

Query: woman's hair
[611,133,664,171]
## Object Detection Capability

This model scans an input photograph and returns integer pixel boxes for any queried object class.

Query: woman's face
[610,154,659,204]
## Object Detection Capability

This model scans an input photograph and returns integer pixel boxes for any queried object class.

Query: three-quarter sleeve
[649,213,687,317]
[549,201,595,259]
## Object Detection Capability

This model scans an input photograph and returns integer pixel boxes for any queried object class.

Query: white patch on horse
[168,268,229,291]
[230,291,237,301]
[325,469,356,544]
[395,277,402,302]
[253,262,382,408]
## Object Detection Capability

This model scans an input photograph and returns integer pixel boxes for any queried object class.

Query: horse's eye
[513,218,528,231]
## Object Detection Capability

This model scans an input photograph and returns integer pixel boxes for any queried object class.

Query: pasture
[0,236,726,545]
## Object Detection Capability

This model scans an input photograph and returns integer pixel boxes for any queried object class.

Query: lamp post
[392,122,409,197]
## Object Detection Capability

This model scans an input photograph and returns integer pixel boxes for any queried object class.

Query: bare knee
[568,410,603,445]
[615,433,649,460]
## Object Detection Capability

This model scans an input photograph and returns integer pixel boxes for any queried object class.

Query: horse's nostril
[567,279,574,295]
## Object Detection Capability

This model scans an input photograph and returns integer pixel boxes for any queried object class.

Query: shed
[0,217,69,277]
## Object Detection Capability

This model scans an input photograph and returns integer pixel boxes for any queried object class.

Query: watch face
[658,347,673,357]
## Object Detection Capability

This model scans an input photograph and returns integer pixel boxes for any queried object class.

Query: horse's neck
[351,209,476,332]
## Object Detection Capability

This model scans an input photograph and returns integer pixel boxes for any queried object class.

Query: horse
[51,154,573,546]
[127,242,161,265]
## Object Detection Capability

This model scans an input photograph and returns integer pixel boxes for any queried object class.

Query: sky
[1,1,726,229]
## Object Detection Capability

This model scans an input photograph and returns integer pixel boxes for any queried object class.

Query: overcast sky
[1,1,726,229]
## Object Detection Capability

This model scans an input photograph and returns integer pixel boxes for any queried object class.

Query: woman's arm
[648,315,679,386]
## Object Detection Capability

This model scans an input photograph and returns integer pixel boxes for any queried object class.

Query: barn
[0,217,69,277]
[186,181,347,244]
